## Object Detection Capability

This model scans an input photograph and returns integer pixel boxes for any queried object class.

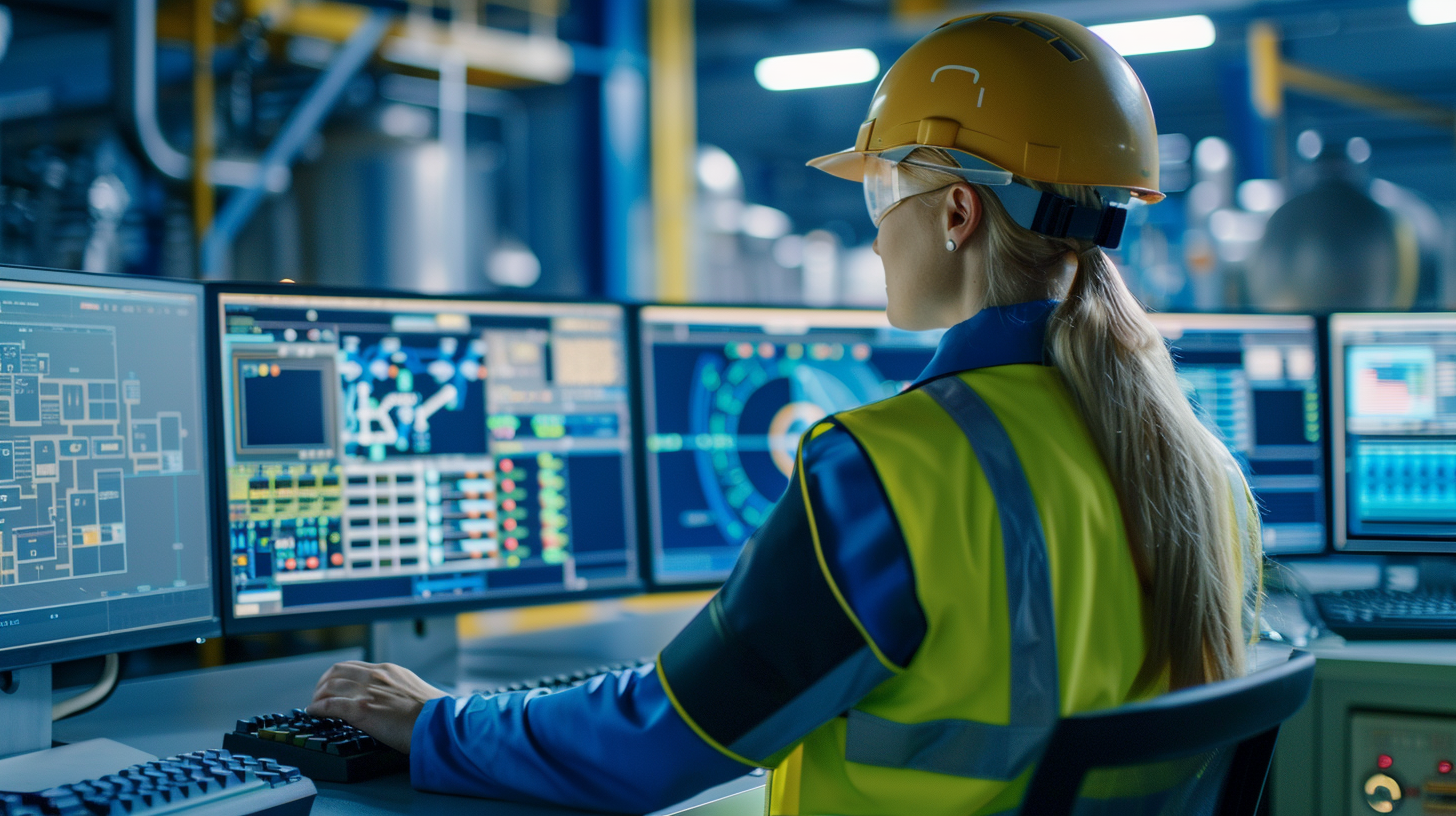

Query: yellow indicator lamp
[1364,773,1402,813]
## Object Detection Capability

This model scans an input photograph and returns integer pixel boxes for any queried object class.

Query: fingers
[316,661,379,686]
[305,694,361,722]
[310,676,364,705]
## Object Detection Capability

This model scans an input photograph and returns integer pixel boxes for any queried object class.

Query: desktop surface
[50,616,765,816]
[1331,313,1456,552]
[1148,313,1327,555]
[638,306,941,585]
[0,267,216,671]
[215,291,641,631]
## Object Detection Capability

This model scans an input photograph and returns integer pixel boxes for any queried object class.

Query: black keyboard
[225,711,407,784]
[476,657,654,695]
[1315,589,1456,639]
[0,749,314,816]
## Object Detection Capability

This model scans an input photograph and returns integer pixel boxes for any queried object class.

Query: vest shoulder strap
[844,374,1060,781]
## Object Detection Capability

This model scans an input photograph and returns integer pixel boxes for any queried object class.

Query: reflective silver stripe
[727,645,893,762]
[845,375,1059,781]
[846,709,1053,780]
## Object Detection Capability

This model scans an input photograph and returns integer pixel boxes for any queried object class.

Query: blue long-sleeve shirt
[409,301,1059,813]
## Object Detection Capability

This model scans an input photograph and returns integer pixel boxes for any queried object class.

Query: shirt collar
[911,299,1057,388]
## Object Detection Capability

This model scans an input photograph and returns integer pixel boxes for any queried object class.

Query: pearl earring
[945,239,956,252]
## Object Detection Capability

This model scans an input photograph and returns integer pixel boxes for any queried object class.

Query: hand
[307,660,449,754]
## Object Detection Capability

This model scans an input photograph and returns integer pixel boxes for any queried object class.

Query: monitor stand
[0,664,157,789]
[368,616,459,690]
[0,665,51,759]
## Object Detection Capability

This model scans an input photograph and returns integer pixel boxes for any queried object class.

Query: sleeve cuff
[409,695,450,788]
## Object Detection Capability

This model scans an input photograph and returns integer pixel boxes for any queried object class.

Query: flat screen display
[639,306,941,585]
[218,292,639,626]
[1331,313,1456,552]
[0,269,215,669]
[1148,313,1326,555]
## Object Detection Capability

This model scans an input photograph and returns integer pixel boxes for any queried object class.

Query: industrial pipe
[116,0,259,186]
[200,11,393,278]
[116,0,189,181]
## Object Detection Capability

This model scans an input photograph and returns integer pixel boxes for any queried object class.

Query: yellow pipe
[1279,61,1456,131]
[650,0,695,303]
[193,0,215,244]
[1247,21,1283,120]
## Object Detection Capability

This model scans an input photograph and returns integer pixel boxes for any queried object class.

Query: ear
[943,184,983,247]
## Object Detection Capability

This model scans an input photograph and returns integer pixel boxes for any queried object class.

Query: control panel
[1350,711,1456,814]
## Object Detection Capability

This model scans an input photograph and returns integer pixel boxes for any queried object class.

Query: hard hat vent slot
[1049,39,1085,62]
[1017,20,1058,40]
[984,14,1086,62]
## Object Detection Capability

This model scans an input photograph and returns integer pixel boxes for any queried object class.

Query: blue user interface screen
[0,275,213,659]
[640,306,942,585]
[1148,314,1326,555]
[218,293,638,620]
[1332,313,1456,552]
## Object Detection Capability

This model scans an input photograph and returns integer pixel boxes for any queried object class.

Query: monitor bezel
[206,281,647,635]
[0,264,220,672]
[635,301,924,591]
[1329,311,1456,554]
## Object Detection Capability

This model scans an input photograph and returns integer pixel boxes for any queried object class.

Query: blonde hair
[902,149,1261,691]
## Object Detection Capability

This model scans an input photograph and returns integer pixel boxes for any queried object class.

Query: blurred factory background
[1,0,1454,313]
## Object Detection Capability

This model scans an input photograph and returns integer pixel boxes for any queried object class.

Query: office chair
[1017,649,1315,816]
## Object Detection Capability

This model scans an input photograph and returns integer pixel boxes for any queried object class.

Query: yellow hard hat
[809,11,1164,205]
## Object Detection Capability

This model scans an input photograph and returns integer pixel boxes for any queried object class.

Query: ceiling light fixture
[755,48,880,91]
[1090,15,1216,56]
[1410,0,1456,25]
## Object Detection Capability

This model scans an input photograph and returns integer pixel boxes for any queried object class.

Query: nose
[872,236,881,256]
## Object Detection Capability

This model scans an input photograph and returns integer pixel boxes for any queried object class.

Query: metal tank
[1248,154,1442,312]
[289,125,500,293]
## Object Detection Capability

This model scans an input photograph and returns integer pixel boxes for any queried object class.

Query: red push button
[1377,754,1394,770]
[1440,760,1453,774]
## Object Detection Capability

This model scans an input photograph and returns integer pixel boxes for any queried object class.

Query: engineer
[306,12,1262,815]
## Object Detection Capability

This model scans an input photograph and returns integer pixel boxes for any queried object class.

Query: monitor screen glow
[217,292,640,627]
[0,270,215,670]
[1332,313,1456,552]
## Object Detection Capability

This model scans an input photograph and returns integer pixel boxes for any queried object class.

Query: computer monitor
[1147,314,1326,555]
[1330,313,1456,552]
[214,289,640,632]
[0,267,217,673]
[639,305,943,585]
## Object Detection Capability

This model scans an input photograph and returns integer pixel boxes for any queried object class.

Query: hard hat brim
[806,149,867,181]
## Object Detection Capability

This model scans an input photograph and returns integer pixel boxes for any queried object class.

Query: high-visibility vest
[768,365,1152,816]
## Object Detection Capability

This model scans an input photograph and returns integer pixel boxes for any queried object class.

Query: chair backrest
[1017,649,1315,816]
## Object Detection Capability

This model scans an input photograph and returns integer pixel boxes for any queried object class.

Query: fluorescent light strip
[1090,15,1216,56]
[1411,0,1456,25]
[755,48,880,91]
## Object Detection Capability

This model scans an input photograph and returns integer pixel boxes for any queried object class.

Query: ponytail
[900,149,1261,690]
[1048,246,1257,690]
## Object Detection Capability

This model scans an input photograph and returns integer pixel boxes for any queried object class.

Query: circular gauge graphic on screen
[689,341,896,545]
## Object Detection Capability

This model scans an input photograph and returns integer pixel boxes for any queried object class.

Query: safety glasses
[862,152,1014,227]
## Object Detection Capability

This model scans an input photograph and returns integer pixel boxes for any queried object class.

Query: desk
[1267,593,1456,816]
[51,610,766,816]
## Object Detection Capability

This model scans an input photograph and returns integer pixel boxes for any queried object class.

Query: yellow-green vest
[769,365,1151,816]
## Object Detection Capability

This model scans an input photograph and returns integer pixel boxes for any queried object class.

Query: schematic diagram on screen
[339,333,487,460]
[0,322,188,586]
[683,342,899,545]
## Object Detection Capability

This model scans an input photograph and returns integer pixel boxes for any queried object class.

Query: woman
[307,11,1261,815]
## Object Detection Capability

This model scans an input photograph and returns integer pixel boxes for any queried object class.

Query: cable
[51,653,120,721]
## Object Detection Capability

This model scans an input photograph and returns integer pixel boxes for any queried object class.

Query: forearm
[410,664,750,813]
